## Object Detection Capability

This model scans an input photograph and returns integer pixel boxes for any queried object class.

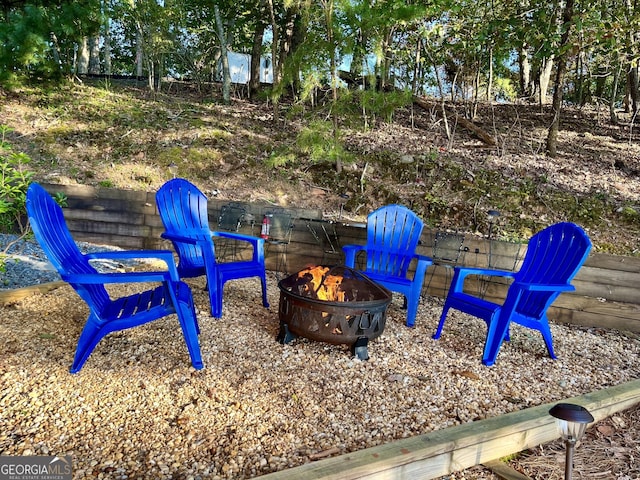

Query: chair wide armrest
[454,266,516,281]
[63,270,173,285]
[85,249,175,263]
[413,254,433,278]
[84,250,181,281]
[213,230,264,246]
[342,244,366,268]
[448,266,515,294]
[516,282,576,293]
[414,254,433,265]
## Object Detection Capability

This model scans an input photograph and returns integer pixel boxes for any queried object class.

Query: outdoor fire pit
[277,265,392,359]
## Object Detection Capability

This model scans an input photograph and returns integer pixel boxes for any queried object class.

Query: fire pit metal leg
[352,337,369,361]
[277,321,297,344]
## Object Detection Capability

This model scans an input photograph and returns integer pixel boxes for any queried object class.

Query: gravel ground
[1,237,639,479]
[1,234,136,290]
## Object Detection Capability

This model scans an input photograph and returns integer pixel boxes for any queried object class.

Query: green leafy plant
[1,124,69,276]
[53,191,68,207]
[296,120,354,167]
[265,149,296,168]
[0,126,34,235]
[360,89,413,125]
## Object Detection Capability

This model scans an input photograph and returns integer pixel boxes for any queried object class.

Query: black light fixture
[168,162,178,178]
[549,403,594,480]
[487,209,501,225]
[486,209,500,238]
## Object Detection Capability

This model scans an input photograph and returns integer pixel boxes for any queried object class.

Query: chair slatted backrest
[156,178,211,270]
[512,222,592,318]
[26,183,110,312]
[366,205,424,278]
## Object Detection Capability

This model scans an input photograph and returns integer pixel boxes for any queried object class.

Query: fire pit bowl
[277,265,392,359]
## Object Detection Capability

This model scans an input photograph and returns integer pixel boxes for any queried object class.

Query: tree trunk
[422,39,451,141]
[628,65,639,114]
[539,57,554,105]
[350,2,368,78]
[379,26,395,91]
[214,4,231,105]
[103,18,112,75]
[411,37,421,95]
[546,0,575,158]
[625,0,639,113]
[78,37,89,74]
[519,46,531,98]
[267,0,281,121]
[413,96,496,146]
[135,25,143,78]
[249,19,266,97]
[594,65,607,99]
[50,33,62,73]
[486,47,493,102]
[88,36,101,74]
[277,8,297,88]
[321,0,341,172]
[610,63,621,125]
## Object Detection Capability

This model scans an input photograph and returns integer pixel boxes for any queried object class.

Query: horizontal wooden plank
[64,196,155,215]
[576,265,640,289]
[208,199,323,222]
[42,182,150,202]
[66,219,152,238]
[0,281,67,305]
[572,278,639,304]
[583,252,640,273]
[551,304,640,332]
[64,208,146,225]
[71,232,146,249]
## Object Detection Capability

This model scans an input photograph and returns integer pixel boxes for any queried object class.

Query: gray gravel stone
[0,234,133,290]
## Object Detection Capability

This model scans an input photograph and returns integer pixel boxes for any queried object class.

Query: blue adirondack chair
[155,178,269,318]
[342,204,433,327]
[433,222,592,366]
[25,183,203,373]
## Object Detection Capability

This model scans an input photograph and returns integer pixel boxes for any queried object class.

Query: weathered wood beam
[0,281,67,304]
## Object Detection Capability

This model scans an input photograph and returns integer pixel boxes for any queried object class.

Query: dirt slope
[1,82,638,255]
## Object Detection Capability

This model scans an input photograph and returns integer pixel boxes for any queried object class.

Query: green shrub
[297,120,354,167]
[1,124,69,276]
[0,125,33,234]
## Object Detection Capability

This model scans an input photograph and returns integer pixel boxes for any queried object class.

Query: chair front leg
[260,272,270,308]
[175,297,204,370]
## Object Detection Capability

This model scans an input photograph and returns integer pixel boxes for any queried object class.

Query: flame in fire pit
[297,266,346,302]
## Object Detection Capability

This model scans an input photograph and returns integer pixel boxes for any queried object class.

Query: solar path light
[486,209,500,239]
[168,161,178,178]
[549,403,594,480]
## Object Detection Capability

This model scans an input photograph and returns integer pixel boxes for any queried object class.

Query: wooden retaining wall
[33,183,640,333]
